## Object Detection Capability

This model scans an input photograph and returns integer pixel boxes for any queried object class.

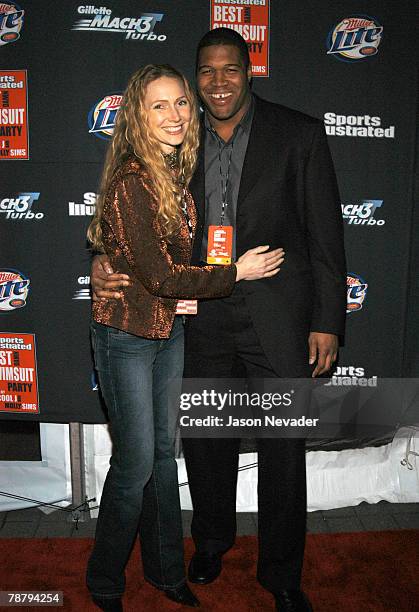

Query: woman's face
[144,76,191,153]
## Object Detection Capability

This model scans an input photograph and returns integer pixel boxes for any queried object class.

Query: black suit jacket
[189,96,347,376]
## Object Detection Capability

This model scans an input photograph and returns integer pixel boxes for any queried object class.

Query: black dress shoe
[92,595,123,612]
[188,551,223,584]
[274,589,313,612]
[163,583,200,607]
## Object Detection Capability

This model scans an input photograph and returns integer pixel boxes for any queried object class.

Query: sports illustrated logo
[0,192,43,220]
[347,273,368,314]
[73,275,91,300]
[69,192,97,216]
[0,269,30,312]
[73,6,166,42]
[325,365,377,387]
[327,15,383,61]
[342,199,385,226]
[324,113,395,138]
[0,2,24,46]
[88,94,122,140]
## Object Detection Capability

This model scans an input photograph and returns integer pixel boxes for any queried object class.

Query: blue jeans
[86,317,185,598]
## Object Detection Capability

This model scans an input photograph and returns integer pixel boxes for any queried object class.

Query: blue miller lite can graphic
[327,15,383,62]
[0,2,24,45]
[88,93,123,140]
[346,273,368,313]
[0,269,30,311]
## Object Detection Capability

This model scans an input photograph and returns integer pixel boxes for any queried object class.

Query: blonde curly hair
[88,65,200,250]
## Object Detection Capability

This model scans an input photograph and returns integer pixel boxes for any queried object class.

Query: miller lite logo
[88,93,122,140]
[0,2,24,45]
[327,15,383,61]
[0,269,30,311]
[347,273,368,313]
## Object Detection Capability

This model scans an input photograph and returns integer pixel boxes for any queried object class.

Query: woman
[86,64,284,611]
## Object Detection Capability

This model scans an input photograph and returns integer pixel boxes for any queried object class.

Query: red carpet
[1,532,418,611]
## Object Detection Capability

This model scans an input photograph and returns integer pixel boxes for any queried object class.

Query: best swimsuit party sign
[0,332,39,414]
[0,70,29,160]
[210,0,270,77]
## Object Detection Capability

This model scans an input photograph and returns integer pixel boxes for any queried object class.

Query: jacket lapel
[237,96,269,210]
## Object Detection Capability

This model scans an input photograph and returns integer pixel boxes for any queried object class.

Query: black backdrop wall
[0,1,417,423]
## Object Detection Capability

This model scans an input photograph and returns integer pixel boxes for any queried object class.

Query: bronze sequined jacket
[93,157,236,338]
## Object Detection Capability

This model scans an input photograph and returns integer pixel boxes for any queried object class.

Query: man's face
[197,44,252,125]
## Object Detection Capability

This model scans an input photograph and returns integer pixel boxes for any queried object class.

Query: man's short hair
[196,27,250,72]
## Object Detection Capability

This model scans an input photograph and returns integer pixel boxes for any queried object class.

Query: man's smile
[208,92,233,99]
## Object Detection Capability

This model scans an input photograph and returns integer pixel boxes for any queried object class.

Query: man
[92,28,346,611]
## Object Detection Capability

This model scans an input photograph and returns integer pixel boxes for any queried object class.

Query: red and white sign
[0,332,39,414]
[0,69,29,159]
[210,0,270,77]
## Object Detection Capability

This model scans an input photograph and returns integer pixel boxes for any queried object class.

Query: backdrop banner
[0,1,417,423]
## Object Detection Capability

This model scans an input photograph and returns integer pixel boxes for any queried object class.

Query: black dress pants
[182,287,307,592]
